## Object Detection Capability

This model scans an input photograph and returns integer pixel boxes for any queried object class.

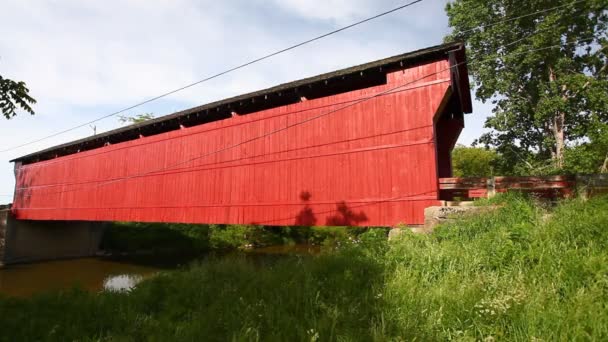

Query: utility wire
[1,0,589,154]
[12,35,598,204]
[16,89,432,171]
[453,0,588,36]
[15,35,597,199]
[15,70,449,198]
[0,0,426,153]
[465,9,592,62]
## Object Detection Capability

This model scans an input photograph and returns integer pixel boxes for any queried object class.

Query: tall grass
[380,194,608,340]
[1,195,607,341]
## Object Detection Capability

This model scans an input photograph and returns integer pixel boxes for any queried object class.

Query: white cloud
[0,0,482,199]
[0,0,449,110]
[270,0,375,23]
[270,0,450,33]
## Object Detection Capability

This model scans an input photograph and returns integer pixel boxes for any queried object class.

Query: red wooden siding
[13,59,454,226]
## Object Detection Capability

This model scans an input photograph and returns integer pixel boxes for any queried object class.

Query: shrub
[101,222,210,254]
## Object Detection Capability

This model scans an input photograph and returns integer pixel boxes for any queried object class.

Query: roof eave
[11,41,467,163]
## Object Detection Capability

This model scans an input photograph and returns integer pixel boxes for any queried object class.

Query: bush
[103,222,376,253]
[208,224,249,249]
[101,222,210,254]
[452,145,500,176]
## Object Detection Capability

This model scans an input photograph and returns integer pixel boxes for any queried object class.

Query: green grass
[1,195,607,341]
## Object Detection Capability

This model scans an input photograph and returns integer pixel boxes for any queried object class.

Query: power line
[1,0,587,154]
[15,68,450,199]
[465,10,593,63]
[453,0,588,36]
[18,130,433,190]
[15,36,595,200]
[0,0,426,153]
[16,89,433,171]
[13,35,598,204]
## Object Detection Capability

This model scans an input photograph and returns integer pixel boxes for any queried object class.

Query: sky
[0,0,494,201]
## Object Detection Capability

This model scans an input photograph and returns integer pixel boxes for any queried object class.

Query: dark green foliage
[2,196,608,340]
[102,222,374,253]
[102,222,211,255]
[0,75,36,119]
[207,224,249,249]
[452,145,501,176]
[563,119,608,173]
[446,0,608,172]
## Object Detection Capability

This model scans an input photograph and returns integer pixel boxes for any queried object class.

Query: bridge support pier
[0,208,107,267]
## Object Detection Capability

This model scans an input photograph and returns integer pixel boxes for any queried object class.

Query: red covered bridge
[10,42,472,227]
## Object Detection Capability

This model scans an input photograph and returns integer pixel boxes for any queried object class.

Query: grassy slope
[0,195,607,341]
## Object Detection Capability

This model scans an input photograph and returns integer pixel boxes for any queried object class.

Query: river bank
[1,194,607,340]
[101,221,375,255]
[0,244,324,297]
[0,220,367,298]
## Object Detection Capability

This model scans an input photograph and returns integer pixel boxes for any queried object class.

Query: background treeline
[101,222,380,255]
[452,128,608,177]
[447,0,607,176]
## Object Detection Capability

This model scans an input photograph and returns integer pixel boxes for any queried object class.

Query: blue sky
[0,0,493,200]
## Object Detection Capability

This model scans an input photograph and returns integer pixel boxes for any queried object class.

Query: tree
[0,75,36,119]
[563,119,608,173]
[118,113,155,125]
[452,145,500,177]
[445,0,608,172]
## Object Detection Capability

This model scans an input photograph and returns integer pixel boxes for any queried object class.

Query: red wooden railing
[439,175,577,200]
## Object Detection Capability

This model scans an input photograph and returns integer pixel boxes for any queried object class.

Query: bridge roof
[12,41,470,164]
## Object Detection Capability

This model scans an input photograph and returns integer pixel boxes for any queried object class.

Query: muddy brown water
[0,244,322,297]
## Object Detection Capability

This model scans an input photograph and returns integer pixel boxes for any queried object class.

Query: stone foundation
[423,205,494,230]
[388,202,497,239]
[1,208,107,266]
[0,208,8,265]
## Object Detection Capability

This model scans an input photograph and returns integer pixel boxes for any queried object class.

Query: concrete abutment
[388,202,497,239]
[0,208,107,267]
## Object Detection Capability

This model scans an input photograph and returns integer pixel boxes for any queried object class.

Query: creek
[0,244,322,297]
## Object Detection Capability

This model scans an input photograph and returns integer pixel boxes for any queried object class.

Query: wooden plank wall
[13,60,452,226]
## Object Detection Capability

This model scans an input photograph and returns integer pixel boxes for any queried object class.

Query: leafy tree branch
[0,75,36,119]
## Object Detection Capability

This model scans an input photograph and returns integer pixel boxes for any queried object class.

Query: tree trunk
[553,112,565,169]
[549,67,565,169]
